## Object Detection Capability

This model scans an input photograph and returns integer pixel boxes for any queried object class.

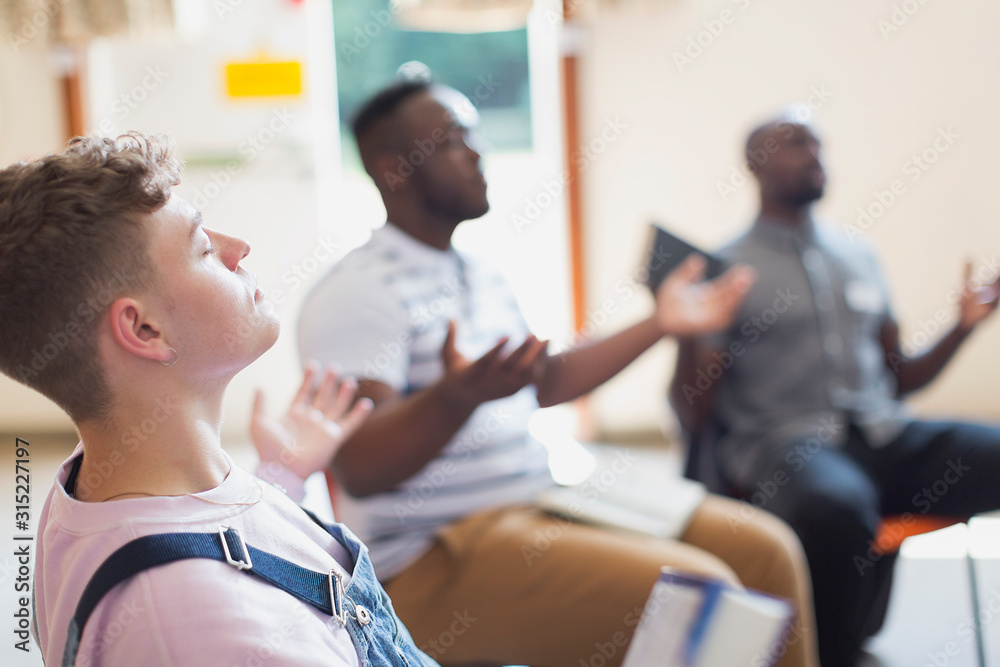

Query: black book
[644,222,728,291]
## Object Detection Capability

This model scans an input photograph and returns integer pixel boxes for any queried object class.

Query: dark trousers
[744,420,1000,667]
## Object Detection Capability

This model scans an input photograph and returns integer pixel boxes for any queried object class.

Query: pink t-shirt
[34,445,361,666]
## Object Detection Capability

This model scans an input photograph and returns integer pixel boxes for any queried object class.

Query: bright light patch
[529,405,596,486]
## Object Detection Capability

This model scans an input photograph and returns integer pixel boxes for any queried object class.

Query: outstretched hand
[958,260,1000,332]
[251,363,373,480]
[654,255,756,337]
[439,321,548,409]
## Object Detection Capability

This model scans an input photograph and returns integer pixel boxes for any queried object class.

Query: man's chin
[240,321,280,372]
[471,193,491,217]
[794,187,824,205]
[251,315,281,357]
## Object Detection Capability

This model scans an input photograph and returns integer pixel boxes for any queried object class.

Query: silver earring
[161,347,179,366]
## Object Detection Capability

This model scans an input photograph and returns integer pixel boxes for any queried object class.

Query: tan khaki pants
[385,495,819,667]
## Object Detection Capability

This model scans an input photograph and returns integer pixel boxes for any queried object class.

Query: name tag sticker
[845,281,884,314]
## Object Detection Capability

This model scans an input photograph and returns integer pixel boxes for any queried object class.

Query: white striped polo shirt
[298,222,554,578]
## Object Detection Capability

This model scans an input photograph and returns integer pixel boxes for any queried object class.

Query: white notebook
[622,568,795,667]
[536,469,706,540]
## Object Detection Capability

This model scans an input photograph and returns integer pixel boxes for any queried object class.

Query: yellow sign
[225,61,302,98]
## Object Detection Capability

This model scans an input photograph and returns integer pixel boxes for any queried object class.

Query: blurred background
[3,2,1000,665]
[1,0,998,451]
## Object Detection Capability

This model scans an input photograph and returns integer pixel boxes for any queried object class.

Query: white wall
[575,0,1000,436]
[5,0,1000,442]
[0,0,341,437]
[0,40,74,432]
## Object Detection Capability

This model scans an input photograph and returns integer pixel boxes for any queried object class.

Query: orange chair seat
[872,514,968,555]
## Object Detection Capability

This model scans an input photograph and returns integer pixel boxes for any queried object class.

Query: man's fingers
[470,337,511,373]
[507,337,548,376]
[327,376,358,418]
[292,362,320,406]
[312,367,340,409]
[709,265,756,295]
[337,398,374,440]
[726,265,757,291]
[441,320,458,362]
[662,254,708,290]
[975,284,1000,306]
[251,389,266,425]
[499,335,539,370]
[704,265,756,311]
[517,339,549,381]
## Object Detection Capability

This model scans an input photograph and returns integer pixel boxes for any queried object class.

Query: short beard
[790,185,824,206]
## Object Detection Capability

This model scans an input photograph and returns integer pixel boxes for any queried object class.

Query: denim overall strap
[63,515,439,667]
[63,527,345,666]
[318,520,439,667]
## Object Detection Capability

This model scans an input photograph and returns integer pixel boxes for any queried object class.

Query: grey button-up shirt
[705,215,911,486]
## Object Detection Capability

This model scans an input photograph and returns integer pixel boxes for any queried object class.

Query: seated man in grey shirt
[671,110,1000,667]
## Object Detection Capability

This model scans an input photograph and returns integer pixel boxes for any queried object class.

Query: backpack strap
[63,525,352,667]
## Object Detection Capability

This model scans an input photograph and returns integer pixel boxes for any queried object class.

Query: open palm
[251,364,372,480]
[959,260,1000,331]
[655,255,756,337]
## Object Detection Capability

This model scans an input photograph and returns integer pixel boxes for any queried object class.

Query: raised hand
[654,255,756,337]
[251,363,373,480]
[439,320,548,409]
[958,260,1000,332]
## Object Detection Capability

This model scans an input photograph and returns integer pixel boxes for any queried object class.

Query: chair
[680,420,967,638]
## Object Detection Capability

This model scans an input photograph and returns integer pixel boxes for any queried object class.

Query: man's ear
[374,152,409,194]
[108,297,174,364]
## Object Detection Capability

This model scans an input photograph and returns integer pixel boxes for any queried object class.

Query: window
[330,0,571,346]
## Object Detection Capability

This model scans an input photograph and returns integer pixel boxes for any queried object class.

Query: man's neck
[759,199,813,227]
[74,392,230,502]
[384,207,459,251]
